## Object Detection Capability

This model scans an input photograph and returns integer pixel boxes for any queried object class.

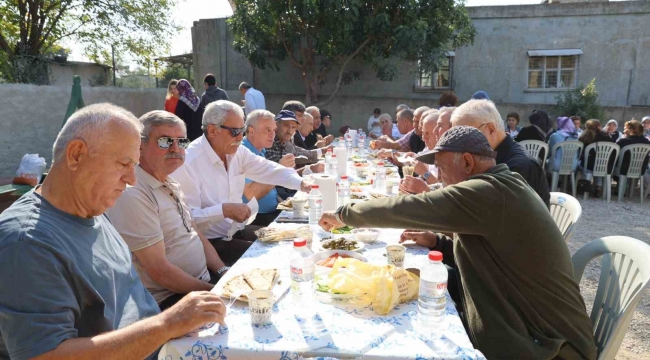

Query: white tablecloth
[158,226,485,360]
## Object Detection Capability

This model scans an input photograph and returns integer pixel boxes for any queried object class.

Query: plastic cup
[248,290,274,325]
[386,245,406,268]
[292,198,307,218]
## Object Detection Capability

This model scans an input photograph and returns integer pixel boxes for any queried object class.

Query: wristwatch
[422,171,431,181]
[216,266,230,275]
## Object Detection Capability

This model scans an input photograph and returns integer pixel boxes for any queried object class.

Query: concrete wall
[0,84,167,177]
[49,63,110,87]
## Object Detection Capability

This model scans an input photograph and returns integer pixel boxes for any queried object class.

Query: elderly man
[392,104,409,139]
[371,109,415,151]
[320,126,597,360]
[108,110,229,310]
[399,110,442,194]
[305,106,334,148]
[316,109,333,137]
[172,100,310,265]
[242,110,300,226]
[282,100,306,124]
[239,82,266,115]
[0,104,225,360]
[408,106,429,153]
[451,99,550,207]
[295,112,315,149]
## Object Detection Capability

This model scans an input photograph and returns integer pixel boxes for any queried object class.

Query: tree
[228,0,476,106]
[0,0,178,83]
[556,78,604,122]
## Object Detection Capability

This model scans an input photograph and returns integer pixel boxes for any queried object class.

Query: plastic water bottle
[337,175,350,206]
[358,129,366,149]
[327,154,338,177]
[345,130,353,149]
[374,162,386,190]
[308,185,323,226]
[302,165,313,185]
[290,238,314,303]
[418,251,448,339]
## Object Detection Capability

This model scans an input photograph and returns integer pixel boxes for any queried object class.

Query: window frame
[414,52,455,92]
[526,49,582,91]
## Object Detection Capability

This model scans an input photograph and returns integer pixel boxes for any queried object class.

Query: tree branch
[0,31,13,55]
[314,37,373,107]
[36,2,70,51]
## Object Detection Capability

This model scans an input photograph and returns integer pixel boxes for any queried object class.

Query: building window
[416,53,454,90]
[527,50,581,89]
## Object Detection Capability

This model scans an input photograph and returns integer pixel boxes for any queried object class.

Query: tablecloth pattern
[159,227,485,360]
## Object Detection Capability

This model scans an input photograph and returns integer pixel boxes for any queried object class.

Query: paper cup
[292,198,307,218]
[248,290,274,325]
[403,165,415,177]
[386,245,406,268]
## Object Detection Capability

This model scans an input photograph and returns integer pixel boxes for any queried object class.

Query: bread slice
[222,275,253,299]
[244,268,278,291]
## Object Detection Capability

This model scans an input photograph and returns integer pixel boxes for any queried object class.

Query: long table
[158,225,485,360]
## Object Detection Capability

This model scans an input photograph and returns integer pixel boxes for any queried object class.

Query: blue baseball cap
[275,110,299,123]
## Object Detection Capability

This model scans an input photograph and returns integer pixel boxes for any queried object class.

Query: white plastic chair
[582,142,620,202]
[549,192,581,242]
[548,141,584,197]
[572,236,650,360]
[614,144,650,203]
[519,140,549,169]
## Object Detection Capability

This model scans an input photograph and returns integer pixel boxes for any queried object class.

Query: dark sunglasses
[219,125,246,137]
[156,137,191,149]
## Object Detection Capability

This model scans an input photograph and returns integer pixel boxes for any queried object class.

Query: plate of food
[276,197,309,211]
[350,180,372,187]
[255,225,313,242]
[313,250,367,273]
[368,192,389,200]
[212,268,288,303]
[330,225,355,235]
[351,228,380,243]
[350,193,368,201]
[318,237,364,252]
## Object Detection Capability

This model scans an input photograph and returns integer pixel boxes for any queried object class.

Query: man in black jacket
[451,99,550,207]
[200,73,229,111]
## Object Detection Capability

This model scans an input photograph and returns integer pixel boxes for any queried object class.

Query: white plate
[211,268,289,303]
[317,239,365,252]
[351,228,380,243]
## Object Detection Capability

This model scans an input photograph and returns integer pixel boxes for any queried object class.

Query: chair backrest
[549,192,581,242]
[520,140,549,163]
[614,144,650,178]
[583,142,620,177]
[572,236,650,360]
[550,141,583,175]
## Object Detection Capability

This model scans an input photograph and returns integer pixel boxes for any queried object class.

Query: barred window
[528,55,578,89]
[416,55,453,90]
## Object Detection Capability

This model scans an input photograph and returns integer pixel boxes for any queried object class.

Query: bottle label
[419,280,447,298]
[290,265,314,282]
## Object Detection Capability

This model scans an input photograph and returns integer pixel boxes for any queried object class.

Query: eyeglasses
[156,137,190,149]
[477,123,489,130]
[164,184,192,233]
[220,125,246,137]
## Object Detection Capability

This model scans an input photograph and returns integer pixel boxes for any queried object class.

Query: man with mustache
[108,111,229,310]
[172,101,311,264]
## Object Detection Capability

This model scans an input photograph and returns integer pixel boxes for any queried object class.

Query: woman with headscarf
[174,79,204,141]
[578,119,615,198]
[604,119,624,142]
[516,110,551,143]
[546,117,580,172]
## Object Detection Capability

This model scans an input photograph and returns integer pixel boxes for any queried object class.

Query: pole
[111,45,116,86]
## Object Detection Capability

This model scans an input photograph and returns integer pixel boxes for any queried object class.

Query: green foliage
[0,0,178,83]
[228,0,475,105]
[556,78,604,121]
[158,64,190,87]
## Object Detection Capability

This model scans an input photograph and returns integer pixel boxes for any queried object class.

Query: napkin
[225,198,259,240]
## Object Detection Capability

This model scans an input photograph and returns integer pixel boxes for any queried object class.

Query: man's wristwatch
[216,266,230,276]
[422,171,431,181]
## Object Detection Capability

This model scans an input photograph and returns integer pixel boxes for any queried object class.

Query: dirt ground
[565,197,650,359]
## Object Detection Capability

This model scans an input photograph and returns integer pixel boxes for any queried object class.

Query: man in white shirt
[392,104,409,139]
[368,108,382,139]
[239,82,266,116]
[172,100,310,264]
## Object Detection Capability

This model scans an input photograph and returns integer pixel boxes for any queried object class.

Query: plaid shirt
[396,130,414,152]
[265,138,285,163]
[265,137,321,164]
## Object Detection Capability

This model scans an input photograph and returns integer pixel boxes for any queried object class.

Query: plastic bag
[325,258,420,315]
[13,154,47,186]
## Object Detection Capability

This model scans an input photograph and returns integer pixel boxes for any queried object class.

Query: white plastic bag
[13,154,47,186]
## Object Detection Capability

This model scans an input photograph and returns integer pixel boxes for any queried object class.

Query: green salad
[330,226,355,235]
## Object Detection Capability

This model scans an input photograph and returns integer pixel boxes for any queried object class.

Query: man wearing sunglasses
[172,100,311,264]
[108,111,230,310]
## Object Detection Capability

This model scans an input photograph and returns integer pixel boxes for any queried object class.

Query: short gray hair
[202,100,245,131]
[396,104,409,112]
[450,100,504,131]
[245,109,274,130]
[422,110,440,125]
[305,106,320,116]
[140,110,186,142]
[52,103,142,164]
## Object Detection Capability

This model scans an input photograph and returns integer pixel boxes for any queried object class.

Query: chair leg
[551,172,559,192]
[641,179,645,204]
[618,176,627,202]
[644,179,650,202]
[606,175,612,203]
[562,175,568,193]
[630,179,636,199]
[571,173,577,197]
[583,173,592,200]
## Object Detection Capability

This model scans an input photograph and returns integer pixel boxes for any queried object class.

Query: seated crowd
[4,83,649,359]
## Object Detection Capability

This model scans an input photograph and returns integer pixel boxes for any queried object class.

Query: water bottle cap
[293,238,307,247]
[311,185,319,189]
[341,175,348,180]
[332,154,337,157]
[377,162,384,166]
[428,251,443,261]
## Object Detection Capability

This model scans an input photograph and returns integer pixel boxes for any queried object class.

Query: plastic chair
[549,192,581,242]
[520,140,549,169]
[572,236,650,360]
[614,144,650,203]
[548,141,584,197]
[582,142,620,202]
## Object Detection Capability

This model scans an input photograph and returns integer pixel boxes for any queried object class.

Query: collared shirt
[241,138,280,214]
[392,123,403,139]
[244,87,266,115]
[395,129,414,152]
[495,135,550,207]
[266,136,321,163]
[107,166,209,303]
[171,135,303,238]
